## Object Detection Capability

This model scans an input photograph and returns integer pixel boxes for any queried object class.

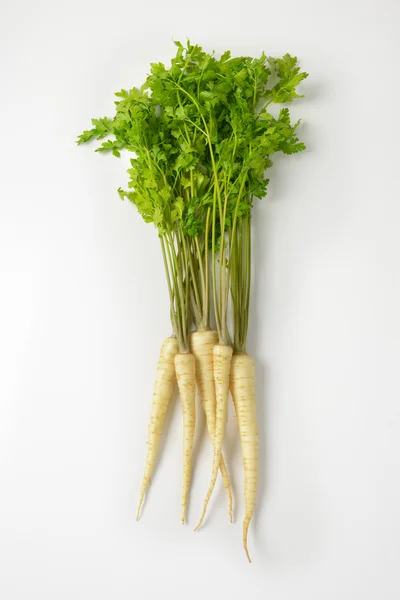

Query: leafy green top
[78,41,307,236]
[78,41,308,348]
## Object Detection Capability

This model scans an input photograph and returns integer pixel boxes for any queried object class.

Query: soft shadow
[246,219,269,537]
[244,120,345,566]
[252,357,268,534]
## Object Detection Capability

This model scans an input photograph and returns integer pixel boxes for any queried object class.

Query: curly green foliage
[77,40,308,235]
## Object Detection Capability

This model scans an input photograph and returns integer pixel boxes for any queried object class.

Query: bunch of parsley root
[78,41,307,562]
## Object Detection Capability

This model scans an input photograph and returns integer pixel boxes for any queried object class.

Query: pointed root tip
[244,529,251,562]
[229,504,233,523]
[136,499,144,521]
[195,511,206,532]
[244,539,252,562]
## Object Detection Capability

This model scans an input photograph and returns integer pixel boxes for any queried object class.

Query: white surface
[1,0,400,598]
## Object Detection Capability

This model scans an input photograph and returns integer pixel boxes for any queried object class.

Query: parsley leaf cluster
[78,41,307,237]
[78,41,308,349]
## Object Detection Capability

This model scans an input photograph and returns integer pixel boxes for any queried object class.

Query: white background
[1,0,400,598]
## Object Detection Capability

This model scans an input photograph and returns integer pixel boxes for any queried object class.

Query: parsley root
[195,344,233,530]
[137,336,179,520]
[78,39,308,559]
[230,354,257,562]
[175,352,196,523]
[190,330,233,521]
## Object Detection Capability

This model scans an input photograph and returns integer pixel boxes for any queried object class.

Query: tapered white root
[175,352,196,524]
[136,337,179,520]
[230,354,258,563]
[190,331,233,522]
[195,344,233,530]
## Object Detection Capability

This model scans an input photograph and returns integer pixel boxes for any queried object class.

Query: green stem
[230,208,251,355]
[194,235,208,330]
[167,231,189,353]
[204,207,211,329]
[190,288,202,329]
[167,79,231,344]
[180,232,191,346]
[162,234,184,349]
[243,213,251,347]
[188,238,202,320]
[160,235,178,336]
[228,173,248,271]
[211,187,221,336]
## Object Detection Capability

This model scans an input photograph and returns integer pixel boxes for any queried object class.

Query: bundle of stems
[78,40,307,560]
